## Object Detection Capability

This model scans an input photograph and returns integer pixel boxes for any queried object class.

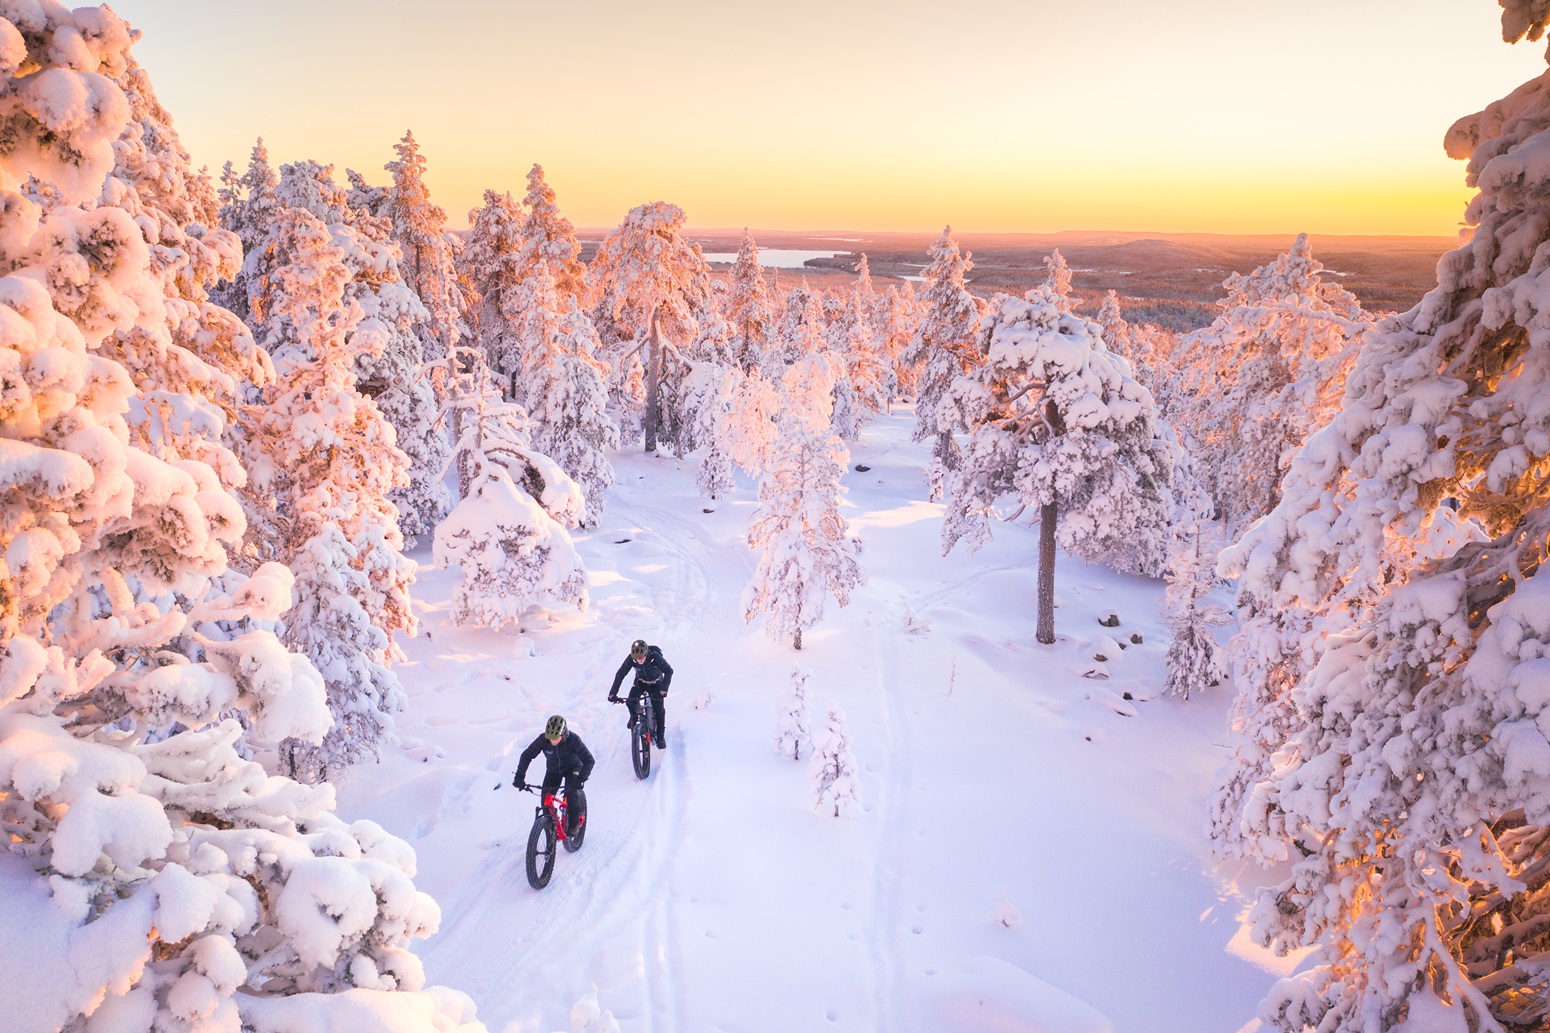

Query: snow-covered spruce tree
[878,282,923,403]
[503,168,617,522]
[686,362,739,500]
[242,203,416,782]
[434,345,588,628]
[773,666,815,760]
[1173,234,1367,534]
[0,9,486,1030]
[902,227,985,500]
[514,162,589,310]
[213,137,277,320]
[459,188,526,399]
[590,201,713,452]
[940,290,1170,645]
[742,357,865,650]
[1042,248,1074,305]
[1095,289,1157,390]
[252,159,451,548]
[385,130,467,369]
[1209,11,1550,1028]
[809,704,861,817]
[1160,518,1229,701]
[725,228,775,371]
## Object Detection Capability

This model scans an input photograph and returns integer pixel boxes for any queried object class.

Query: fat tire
[526,814,556,889]
[631,708,652,780]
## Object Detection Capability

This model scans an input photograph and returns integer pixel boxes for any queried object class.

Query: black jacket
[515,730,595,786]
[609,646,673,697]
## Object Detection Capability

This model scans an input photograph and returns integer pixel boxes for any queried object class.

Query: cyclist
[608,639,673,749]
[513,715,594,834]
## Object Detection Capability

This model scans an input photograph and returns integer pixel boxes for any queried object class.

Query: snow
[325,406,1279,1033]
[701,249,842,268]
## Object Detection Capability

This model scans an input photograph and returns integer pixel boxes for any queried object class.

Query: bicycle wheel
[563,789,587,852]
[631,709,652,780]
[526,814,556,888]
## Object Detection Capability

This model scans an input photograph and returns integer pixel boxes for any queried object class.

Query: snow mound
[926,956,1113,1033]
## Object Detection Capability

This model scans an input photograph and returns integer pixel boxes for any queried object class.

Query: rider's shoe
[654,730,665,749]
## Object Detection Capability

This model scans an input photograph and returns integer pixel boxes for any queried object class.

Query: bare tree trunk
[1037,499,1058,645]
[644,307,662,453]
[794,626,803,650]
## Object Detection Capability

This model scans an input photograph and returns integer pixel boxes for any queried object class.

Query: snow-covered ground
[334,406,1297,1033]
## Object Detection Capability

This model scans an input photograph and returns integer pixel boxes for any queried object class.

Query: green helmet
[545,715,567,740]
[630,639,649,661]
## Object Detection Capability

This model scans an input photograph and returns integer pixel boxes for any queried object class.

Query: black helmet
[545,715,567,739]
[630,639,648,661]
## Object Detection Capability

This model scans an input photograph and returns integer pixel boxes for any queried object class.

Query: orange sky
[123,1,1548,236]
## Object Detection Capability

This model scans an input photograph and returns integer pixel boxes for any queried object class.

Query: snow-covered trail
[334,410,1297,1033]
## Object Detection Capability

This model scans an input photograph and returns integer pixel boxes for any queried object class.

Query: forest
[6,1,1550,1031]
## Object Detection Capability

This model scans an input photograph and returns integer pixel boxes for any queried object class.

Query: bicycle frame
[540,792,571,843]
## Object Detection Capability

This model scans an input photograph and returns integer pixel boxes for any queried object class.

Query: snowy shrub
[1160,519,1230,701]
[434,466,588,629]
[809,704,861,817]
[773,666,815,760]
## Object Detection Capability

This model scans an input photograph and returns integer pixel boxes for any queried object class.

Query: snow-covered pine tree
[213,137,277,320]
[514,162,589,309]
[1042,248,1074,305]
[503,169,617,523]
[809,704,861,817]
[742,360,865,650]
[590,201,713,452]
[385,130,467,369]
[434,345,588,627]
[0,9,486,1029]
[1172,234,1367,534]
[1160,518,1229,701]
[939,290,1170,645]
[878,282,923,403]
[459,188,526,399]
[725,229,775,371]
[254,160,451,548]
[774,666,816,760]
[1209,10,1550,1028]
[902,227,985,500]
[242,201,416,782]
[1095,289,1157,389]
[725,367,783,477]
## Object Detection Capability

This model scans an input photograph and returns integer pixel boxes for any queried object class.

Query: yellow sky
[122,0,1547,236]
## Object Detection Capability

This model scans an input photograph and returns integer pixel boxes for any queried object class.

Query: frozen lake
[700,248,846,268]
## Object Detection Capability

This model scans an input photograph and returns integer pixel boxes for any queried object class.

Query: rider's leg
[627,683,644,727]
[651,688,666,747]
[540,772,563,818]
[562,772,586,834]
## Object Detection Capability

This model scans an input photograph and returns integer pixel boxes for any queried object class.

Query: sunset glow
[124,0,1547,235]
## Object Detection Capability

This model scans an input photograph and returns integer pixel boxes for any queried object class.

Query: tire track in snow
[866,602,909,1032]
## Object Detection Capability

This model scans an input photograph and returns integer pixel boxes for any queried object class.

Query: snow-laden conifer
[725,229,775,371]
[459,188,526,399]
[241,192,416,781]
[1209,13,1550,1027]
[1172,235,1366,533]
[434,345,588,627]
[590,201,713,452]
[774,666,815,760]
[0,11,486,1029]
[742,362,866,650]
[1160,518,1229,701]
[809,704,861,817]
[385,130,468,367]
[939,290,1170,644]
[902,228,984,500]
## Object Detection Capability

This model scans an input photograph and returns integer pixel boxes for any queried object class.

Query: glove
[608,693,619,703]
[513,773,527,790]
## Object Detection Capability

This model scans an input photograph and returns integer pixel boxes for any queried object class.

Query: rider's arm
[514,735,543,785]
[658,654,674,691]
[608,657,631,696]
[575,737,596,781]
